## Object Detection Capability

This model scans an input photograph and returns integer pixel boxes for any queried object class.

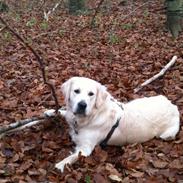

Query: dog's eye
[88,92,94,96]
[74,89,80,94]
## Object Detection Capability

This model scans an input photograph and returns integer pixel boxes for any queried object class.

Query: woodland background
[0,0,183,182]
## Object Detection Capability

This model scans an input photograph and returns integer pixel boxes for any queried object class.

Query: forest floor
[0,0,183,182]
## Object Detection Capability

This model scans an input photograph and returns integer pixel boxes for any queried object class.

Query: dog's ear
[61,78,73,104]
[95,84,108,108]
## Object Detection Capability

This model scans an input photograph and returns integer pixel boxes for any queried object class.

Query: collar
[110,98,124,110]
[74,121,78,134]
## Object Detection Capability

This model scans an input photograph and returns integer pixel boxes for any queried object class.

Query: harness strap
[100,117,121,149]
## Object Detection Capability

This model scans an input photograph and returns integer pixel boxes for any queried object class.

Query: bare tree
[165,0,183,38]
[0,1,9,12]
[68,0,85,14]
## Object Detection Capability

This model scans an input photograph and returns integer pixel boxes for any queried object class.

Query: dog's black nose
[78,101,87,110]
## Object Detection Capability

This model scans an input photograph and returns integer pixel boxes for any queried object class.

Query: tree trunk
[0,1,9,12]
[165,0,183,38]
[68,0,85,14]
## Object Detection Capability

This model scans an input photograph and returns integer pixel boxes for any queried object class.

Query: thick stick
[0,116,46,138]
[0,107,66,137]
[134,56,178,93]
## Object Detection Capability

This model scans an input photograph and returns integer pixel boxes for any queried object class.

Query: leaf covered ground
[0,0,183,182]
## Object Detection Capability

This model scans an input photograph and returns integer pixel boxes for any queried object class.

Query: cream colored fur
[44,77,180,172]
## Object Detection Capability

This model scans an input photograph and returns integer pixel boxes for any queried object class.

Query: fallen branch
[134,56,178,93]
[0,16,60,113]
[0,116,46,138]
[0,107,66,138]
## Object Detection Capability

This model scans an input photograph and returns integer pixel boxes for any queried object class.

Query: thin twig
[110,1,150,32]
[33,30,58,40]
[0,16,60,113]
[38,0,47,11]
[121,1,150,22]
[0,26,6,32]
[90,0,105,28]
[44,0,63,21]
[134,56,178,93]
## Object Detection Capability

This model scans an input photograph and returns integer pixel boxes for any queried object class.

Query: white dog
[45,77,180,172]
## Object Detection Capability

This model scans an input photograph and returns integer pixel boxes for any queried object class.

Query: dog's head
[61,77,108,116]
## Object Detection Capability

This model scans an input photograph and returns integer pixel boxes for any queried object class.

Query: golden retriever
[45,77,180,172]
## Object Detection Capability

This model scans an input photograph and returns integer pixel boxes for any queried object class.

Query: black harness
[100,99,123,149]
[100,117,121,149]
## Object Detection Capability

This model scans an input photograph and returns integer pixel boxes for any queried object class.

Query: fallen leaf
[12,153,19,162]
[105,163,121,176]
[2,148,13,158]
[130,170,144,178]
[0,156,6,164]
[38,168,47,176]
[169,159,183,169]
[150,159,168,169]
[67,178,77,183]
[93,173,109,183]
[109,174,122,182]
[0,80,4,89]
[94,146,108,162]
[17,160,33,174]
[28,169,40,176]
[1,99,17,108]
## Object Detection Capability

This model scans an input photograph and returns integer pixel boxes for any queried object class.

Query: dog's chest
[69,120,86,143]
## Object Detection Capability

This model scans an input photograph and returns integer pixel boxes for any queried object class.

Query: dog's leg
[58,109,67,117]
[160,125,179,140]
[55,152,78,172]
[55,145,94,172]
[160,116,179,140]
[44,108,66,117]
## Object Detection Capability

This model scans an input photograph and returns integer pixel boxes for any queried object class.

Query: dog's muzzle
[76,100,87,115]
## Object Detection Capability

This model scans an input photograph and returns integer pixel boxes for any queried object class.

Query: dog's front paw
[55,161,66,173]
[58,109,66,116]
[44,109,56,117]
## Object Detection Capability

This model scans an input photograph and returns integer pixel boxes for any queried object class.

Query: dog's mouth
[74,109,86,116]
